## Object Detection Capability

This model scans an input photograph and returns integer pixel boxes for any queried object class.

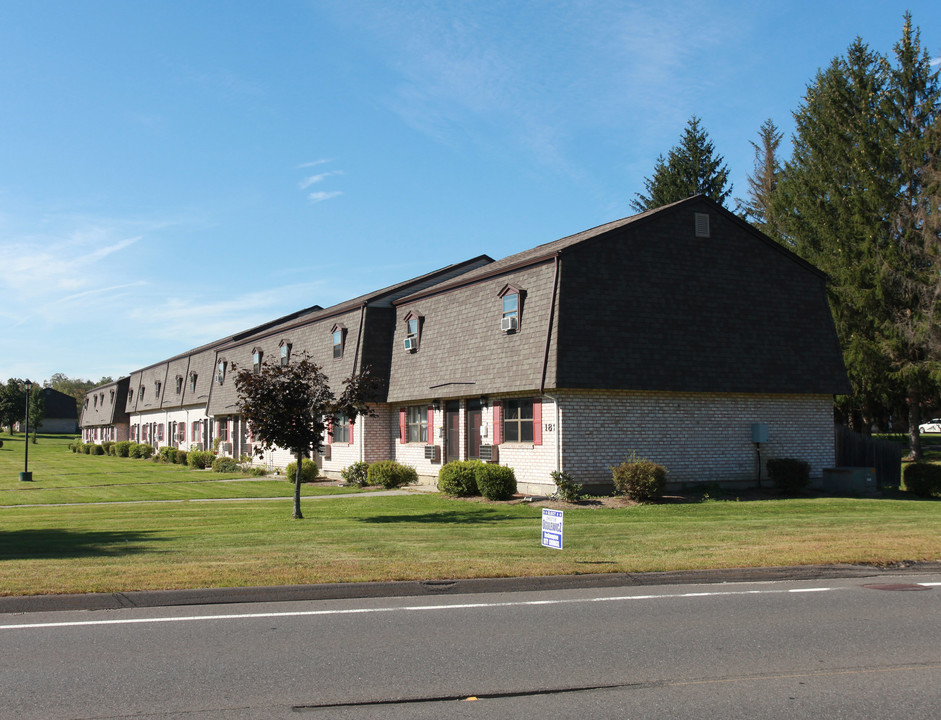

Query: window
[139,386,145,401]
[406,405,427,443]
[175,376,183,394]
[128,389,133,404]
[332,325,345,359]
[331,413,350,443]
[404,312,422,352]
[252,348,263,374]
[217,419,229,442]
[217,360,227,385]
[157,424,165,442]
[190,373,198,393]
[93,395,98,408]
[499,284,523,332]
[502,398,534,443]
[155,381,161,398]
[191,420,200,443]
[109,390,114,404]
[280,341,291,366]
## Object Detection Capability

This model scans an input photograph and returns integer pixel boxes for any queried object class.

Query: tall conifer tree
[632,116,731,211]
[737,119,783,238]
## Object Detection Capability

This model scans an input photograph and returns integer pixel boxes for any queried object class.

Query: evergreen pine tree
[736,119,783,237]
[631,116,731,211]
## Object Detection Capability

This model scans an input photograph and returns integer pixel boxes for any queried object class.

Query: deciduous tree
[234,353,377,518]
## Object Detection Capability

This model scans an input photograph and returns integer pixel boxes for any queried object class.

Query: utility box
[822,467,879,496]
[751,423,769,443]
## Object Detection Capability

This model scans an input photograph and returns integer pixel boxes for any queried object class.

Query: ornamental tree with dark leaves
[234,352,378,519]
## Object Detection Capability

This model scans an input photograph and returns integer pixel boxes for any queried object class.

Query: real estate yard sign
[541,508,563,549]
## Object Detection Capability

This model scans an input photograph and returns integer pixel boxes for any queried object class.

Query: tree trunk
[908,386,922,461]
[293,449,304,519]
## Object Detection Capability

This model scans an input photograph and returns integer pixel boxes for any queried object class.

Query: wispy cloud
[299,171,343,190]
[308,191,343,203]
[296,160,344,203]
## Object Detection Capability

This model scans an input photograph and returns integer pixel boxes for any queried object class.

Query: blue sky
[1,1,939,384]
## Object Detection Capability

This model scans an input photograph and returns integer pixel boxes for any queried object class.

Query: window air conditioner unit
[501,316,518,332]
[222,442,233,455]
[404,337,417,351]
[479,445,498,462]
[423,445,440,463]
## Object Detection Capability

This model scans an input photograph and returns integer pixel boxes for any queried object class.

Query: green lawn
[0,432,939,597]
[0,433,368,505]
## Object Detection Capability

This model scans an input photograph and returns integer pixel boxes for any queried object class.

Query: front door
[466,399,482,460]
[445,401,461,462]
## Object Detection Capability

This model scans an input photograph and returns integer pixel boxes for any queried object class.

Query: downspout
[541,252,562,474]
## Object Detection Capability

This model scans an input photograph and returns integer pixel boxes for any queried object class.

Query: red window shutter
[327,418,334,444]
[492,401,502,445]
[533,398,542,445]
[399,408,407,444]
[427,407,434,444]
[349,418,354,445]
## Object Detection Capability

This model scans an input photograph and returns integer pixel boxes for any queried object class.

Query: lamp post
[19,379,32,482]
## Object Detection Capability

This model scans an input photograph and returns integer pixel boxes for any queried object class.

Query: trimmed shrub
[368,460,418,489]
[212,456,239,473]
[81,443,92,454]
[551,470,585,503]
[903,463,941,497]
[341,461,371,487]
[475,463,517,501]
[240,465,267,477]
[158,446,178,464]
[101,441,114,456]
[611,454,666,502]
[766,458,810,494]
[437,460,482,496]
[188,450,214,469]
[174,450,188,465]
[129,443,154,459]
[89,444,105,456]
[69,442,81,453]
[284,458,320,484]
[114,441,132,457]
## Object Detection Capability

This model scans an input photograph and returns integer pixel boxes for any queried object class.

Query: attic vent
[694,212,710,238]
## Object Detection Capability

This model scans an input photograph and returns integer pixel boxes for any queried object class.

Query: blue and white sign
[541,508,563,549]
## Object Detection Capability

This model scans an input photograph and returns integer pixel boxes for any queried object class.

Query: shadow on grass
[0,529,163,560]
[360,508,520,525]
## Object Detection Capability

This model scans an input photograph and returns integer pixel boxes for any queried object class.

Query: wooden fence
[834,424,902,488]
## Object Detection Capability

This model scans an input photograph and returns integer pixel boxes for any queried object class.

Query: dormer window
[109,390,114,404]
[499,284,524,333]
[332,324,346,359]
[403,312,422,352]
[139,386,145,401]
[280,341,291,367]
[127,389,133,404]
[93,395,98,408]
[252,348,263,375]
[190,373,198,393]
[217,360,227,385]
[175,376,183,394]
[155,381,161,398]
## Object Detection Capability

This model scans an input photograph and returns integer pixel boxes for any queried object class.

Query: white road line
[0,586,842,631]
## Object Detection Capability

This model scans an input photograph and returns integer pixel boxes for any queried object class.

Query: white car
[919,418,941,434]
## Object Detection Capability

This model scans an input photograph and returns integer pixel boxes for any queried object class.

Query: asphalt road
[2,569,940,719]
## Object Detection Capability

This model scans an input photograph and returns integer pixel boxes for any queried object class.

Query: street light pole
[20,379,32,482]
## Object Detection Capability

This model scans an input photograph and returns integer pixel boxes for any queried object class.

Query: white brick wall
[556,389,835,489]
